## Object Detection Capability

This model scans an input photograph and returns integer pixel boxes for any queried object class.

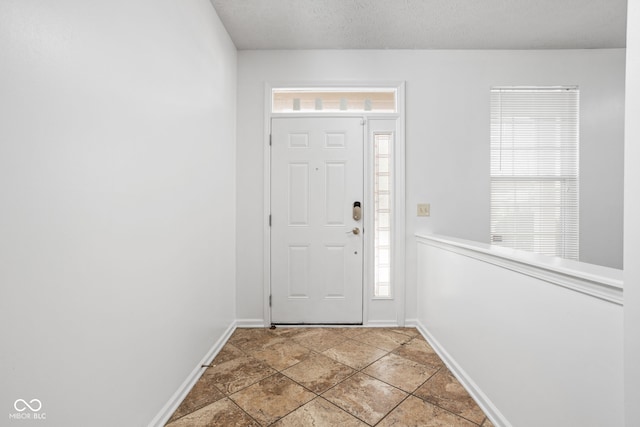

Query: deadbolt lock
[353,201,362,221]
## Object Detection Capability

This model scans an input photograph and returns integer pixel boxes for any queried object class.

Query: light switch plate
[417,203,430,217]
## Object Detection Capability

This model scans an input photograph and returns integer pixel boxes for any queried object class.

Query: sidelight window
[374,133,392,297]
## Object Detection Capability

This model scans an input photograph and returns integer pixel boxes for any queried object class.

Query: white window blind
[490,86,579,260]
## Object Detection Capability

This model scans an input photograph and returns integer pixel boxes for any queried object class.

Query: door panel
[271,117,363,324]
[288,163,309,225]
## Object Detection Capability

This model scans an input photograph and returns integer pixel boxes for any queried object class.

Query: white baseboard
[365,320,400,327]
[415,320,509,427]
[404,318,418,327]
[235,318,267,328]
[148,321,237,427]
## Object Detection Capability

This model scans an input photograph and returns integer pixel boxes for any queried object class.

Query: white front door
[271,117,364,324]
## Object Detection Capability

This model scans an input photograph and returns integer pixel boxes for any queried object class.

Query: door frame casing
[263,81,406,326]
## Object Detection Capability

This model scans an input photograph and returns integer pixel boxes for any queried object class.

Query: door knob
[347,227,360,235]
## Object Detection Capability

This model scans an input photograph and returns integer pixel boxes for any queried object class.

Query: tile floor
[166,327,493,426]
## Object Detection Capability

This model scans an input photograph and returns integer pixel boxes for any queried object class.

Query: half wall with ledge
[415,233,623,427]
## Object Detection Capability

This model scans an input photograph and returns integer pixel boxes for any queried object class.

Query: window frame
[490,86,580,260]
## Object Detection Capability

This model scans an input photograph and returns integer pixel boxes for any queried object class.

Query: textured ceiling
[210,0,627,50]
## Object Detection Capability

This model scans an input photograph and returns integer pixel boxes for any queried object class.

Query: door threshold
[270,323,363,328]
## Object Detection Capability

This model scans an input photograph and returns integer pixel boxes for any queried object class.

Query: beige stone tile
[392,337,444,368]
[322,372,408,425]
[482,418,495,426]
[322,339,387,369]
[388,327,421,337]
[168,375,226,422]
[272,397,368,427]
[165,397,259,427]
[247,339,312,371]
[335,327,371,338]
[203,355,276,395]
[354,328,412,351]
[268,327,310,339]
[208,343,245,366]
[228,328,285,352]
[377,396,478,427]
[228,327,269,344]
[230,373,315,425]
[293,328,348,352]
[414,368,486,424]
[282,352,355,394]
[363,353,439,392]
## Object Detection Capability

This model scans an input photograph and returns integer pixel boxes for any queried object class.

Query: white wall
[236,49,625,323]
[625,0,640,424]
[416,236,623,427]
[0,1,237,425]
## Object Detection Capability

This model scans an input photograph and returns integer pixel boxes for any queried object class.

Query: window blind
[490,87,579,260]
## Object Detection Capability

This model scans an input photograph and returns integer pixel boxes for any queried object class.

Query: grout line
[256,390,316,426]
[314,337,408,426]
[426,402,486,427]
[226,397,263,426]
[316,395,373,426]
[372,393,412,426]
[409,369,486,426]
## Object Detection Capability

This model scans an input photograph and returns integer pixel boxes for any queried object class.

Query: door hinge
[269,214,271,226]
[269,134,272,146]
[269,295,272,307]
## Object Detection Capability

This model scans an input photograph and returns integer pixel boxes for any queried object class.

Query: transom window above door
[272,88,397,113]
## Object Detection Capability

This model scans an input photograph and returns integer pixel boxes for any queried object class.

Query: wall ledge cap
[416,233,623,305]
